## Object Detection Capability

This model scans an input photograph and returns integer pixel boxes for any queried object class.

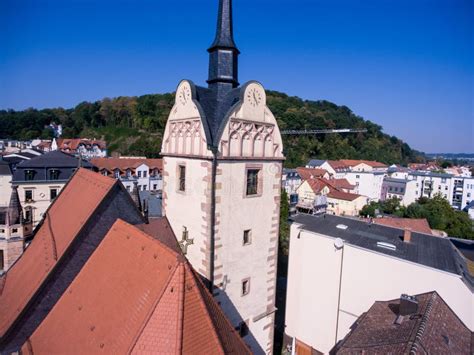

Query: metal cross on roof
[179,227,194,255]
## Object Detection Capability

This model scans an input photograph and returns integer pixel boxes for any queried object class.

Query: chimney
[399,294,418,316]
[403,228,412,243]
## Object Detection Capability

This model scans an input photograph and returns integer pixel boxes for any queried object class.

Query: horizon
[1,0,473,153]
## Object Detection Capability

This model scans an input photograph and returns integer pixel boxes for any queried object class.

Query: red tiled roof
[336,292,472,354]
[296,167,328,181]
[305,178,329,194]
[91,158,163,173]
[339,159,387,168]
[322,178,355,191]
[57,138,106,151]
[21,220,250,355]
[327,160,349,171]
[0,169,117,338]
[327,188,362,201]
[373,217,433,235]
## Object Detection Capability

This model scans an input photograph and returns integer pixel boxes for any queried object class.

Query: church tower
[161,1,284,353]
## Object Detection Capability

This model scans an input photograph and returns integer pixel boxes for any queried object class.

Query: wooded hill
[0,91,425,167]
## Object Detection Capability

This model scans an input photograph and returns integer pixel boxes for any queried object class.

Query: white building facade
[285,214,473,354]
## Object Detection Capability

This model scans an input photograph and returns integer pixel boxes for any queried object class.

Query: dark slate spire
[207,0,240,91]
[7,185,23,226]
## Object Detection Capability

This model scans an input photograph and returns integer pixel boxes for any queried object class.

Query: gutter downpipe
[334,242,345,346]
[209,147,218,293]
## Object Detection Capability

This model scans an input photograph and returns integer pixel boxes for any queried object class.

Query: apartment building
[91,157,163,193]
[344,171,385,202]
[12,151,95,226]
[285,214,473,354]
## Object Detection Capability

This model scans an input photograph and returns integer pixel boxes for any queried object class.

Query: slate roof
[0,160,11,175]
[306,159,326,167]
[15,150,93,169]
[335,292,472,354]
[193,83,243,147]
[0,169,117,339]
[0,186,23,226]
[291,214,472,286]
[139,191,162,218]
[21,219,251,354]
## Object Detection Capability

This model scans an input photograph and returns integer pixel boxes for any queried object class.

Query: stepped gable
[21,219,251,354]
[0,169,117,339]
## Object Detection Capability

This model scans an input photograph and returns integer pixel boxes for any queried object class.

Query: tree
[279,189,290,255]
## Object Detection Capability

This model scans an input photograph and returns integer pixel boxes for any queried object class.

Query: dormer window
[114,170,120,178]
[25,170,35,181]
[49,169,60,180]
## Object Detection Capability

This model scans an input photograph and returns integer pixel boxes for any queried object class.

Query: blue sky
[1,0,472,153]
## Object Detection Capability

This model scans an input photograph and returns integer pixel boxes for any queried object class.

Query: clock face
[178,85,191,105]
[247,88,262,107]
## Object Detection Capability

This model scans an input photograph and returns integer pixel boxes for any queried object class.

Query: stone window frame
[177,162,187,194]
[244,164,263,198]
[24,189,34,203]
[241,278,251,296]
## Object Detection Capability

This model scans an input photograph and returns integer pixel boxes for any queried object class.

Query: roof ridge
[176,263,185,353]
[409,292,437,354]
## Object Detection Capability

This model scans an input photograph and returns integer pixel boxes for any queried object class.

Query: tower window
[178,165,186,192]
[243,229,251,245]
[246,169,260,196]
[242,278,250,296]
[0,250,4,271]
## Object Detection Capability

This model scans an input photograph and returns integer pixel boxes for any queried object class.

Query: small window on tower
[243,229,251,245]
[241,278,250,296]
[246,169,260,196]
[0,250,4,271]
[178,165,186,192]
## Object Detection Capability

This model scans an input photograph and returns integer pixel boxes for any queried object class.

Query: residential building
[282,169,302,195]
[339,159,388,173]
[296,178,365,216]
[0,186,32,273]
[381,177,418,206]
[285,214,473,354]
[464,201,474,220]
[53,138,107,158]
[344,171,385,202]
[334,292,472,354]
[161,1,284,352]
[12,150,96,227]
[91,157,163,192]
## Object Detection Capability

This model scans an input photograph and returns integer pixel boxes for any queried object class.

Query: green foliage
[360,194,474,240]
[279,189,290,255]
[0,90,423,162]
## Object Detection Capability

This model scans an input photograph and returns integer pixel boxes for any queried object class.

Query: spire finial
[207,0,240,89]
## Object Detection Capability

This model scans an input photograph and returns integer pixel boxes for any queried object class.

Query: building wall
[0,175,12,206]
[344,172,384,201]
[327,196,366,216]
[285,225,474,354]
[17,181,66,227]
[214,160,282,354]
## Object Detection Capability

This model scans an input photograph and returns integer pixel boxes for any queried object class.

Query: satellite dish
[334,238,344,250]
